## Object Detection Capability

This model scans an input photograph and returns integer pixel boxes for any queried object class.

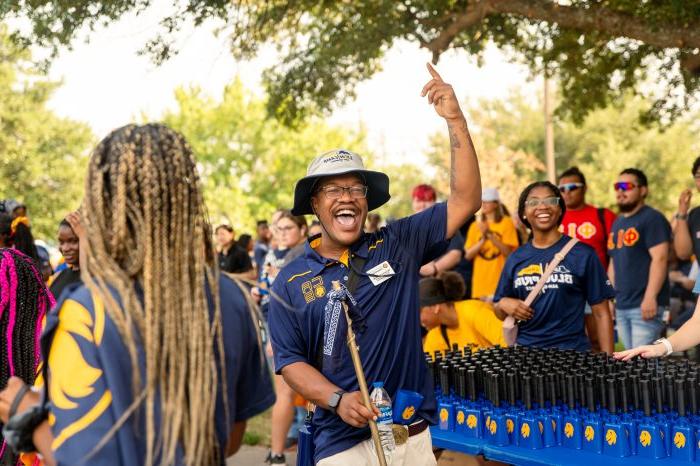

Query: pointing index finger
[426,62,442,80]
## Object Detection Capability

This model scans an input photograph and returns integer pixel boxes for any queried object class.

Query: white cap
[482,187,500,202]
[292,149,390,216]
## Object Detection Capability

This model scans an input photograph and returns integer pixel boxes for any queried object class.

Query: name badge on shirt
[366,261,396,286]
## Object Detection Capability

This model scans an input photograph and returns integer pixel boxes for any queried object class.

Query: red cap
[412,184,436,202]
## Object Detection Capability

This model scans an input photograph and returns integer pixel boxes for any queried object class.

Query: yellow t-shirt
[423,300,506,355]
[466,217,519,299]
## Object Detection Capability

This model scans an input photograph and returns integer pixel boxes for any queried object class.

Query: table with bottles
[427,345,700,465]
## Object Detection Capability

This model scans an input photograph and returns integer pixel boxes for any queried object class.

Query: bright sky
[44,2,537,164]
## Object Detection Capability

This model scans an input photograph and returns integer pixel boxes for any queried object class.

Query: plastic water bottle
[259,271,270,296]
[370,381,395,464]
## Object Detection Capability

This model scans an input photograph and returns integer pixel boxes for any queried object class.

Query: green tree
[0,28,93,239]
[564,98,697,214]
[373,161,431,221]
[9,1,699,124]
[159,79,370,233]
[424,92,698,215]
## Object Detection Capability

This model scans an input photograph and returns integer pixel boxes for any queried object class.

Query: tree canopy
[6,1,700,125]
[160,79,370,232]
[422,91,698,216]
[0,27,93,239]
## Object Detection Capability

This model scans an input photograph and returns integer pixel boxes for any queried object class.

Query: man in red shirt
[558,167,616,351]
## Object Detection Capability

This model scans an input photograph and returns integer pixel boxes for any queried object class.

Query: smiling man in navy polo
[268,64,482,465]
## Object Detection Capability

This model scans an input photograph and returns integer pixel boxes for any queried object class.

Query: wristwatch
[675,212,689,221]
[653,338,673,357]
[328,390,345,415]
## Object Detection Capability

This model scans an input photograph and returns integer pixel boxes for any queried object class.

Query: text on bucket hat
[292,149,390,216]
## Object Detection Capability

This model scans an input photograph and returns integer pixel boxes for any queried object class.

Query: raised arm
[674,189,693,260]
[421,64,481,238]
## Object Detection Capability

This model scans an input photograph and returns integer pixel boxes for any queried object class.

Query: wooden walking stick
[332,281,387,466]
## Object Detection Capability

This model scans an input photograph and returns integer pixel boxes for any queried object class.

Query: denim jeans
[616,306,665,349]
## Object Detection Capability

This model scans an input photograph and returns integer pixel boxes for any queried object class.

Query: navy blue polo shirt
[43,275,274,465]
[269,202,447,463]
[608,205,671,309]
[494,236,615,351]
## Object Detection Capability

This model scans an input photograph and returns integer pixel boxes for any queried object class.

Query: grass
[243,409,272,446]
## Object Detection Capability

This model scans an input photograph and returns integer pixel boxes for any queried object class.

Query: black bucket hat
[291,149,390,216]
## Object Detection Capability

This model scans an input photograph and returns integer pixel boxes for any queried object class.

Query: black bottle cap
[652,376,664,414]
[536,373,546,408]
[641,378,652,416]
[619,375,629,414]
[596,373,607,410]
[665,374,675,412]
[607,378,617,415]
[467,369,477,402]
[548,373,557,406]
[492,373,500,407]
[566,374,576,410]
[507,372,517,407]
[523,374,532,411]
[576,372,586,407]
[629,374,640,411]
[676,379,686,417]
[585,377,596,412]
[439,364,450,396]
[688,378,698,415]
[458,366,467,399]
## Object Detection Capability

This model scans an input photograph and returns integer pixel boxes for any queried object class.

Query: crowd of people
[0,63,698,466]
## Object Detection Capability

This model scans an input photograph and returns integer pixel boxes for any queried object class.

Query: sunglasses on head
[558,182,584,193]
[614,182,637,192]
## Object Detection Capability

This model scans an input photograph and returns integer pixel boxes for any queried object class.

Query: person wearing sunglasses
[557,167,616,352]
[672,156,700,262]
[608,168,671,350]
[494,181,615,352]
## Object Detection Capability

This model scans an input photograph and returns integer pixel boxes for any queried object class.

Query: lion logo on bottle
[585,425,595,442]
[564,422,574,438]
[674,432,686,449]
[639,430,652,447]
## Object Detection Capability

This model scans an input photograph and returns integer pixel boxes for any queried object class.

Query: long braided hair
[0,248,54,463]
[79,124,224,466]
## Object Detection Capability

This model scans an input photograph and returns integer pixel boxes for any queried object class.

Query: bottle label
[377,405,393,424]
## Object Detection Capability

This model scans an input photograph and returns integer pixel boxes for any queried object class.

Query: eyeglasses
[614,182,637,192]
[558,182,584,193]
[524,197,559,208]
[317,185,368,199]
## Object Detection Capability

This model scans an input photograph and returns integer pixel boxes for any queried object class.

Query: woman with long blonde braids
[0,124,275,465]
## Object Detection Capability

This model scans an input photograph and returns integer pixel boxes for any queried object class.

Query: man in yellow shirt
[419,272,506,355]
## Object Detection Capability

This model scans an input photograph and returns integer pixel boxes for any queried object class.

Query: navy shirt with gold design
[42,275,274,465]
[268,202,448,463]
[608,205,671,310]
[495,235,615,351]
